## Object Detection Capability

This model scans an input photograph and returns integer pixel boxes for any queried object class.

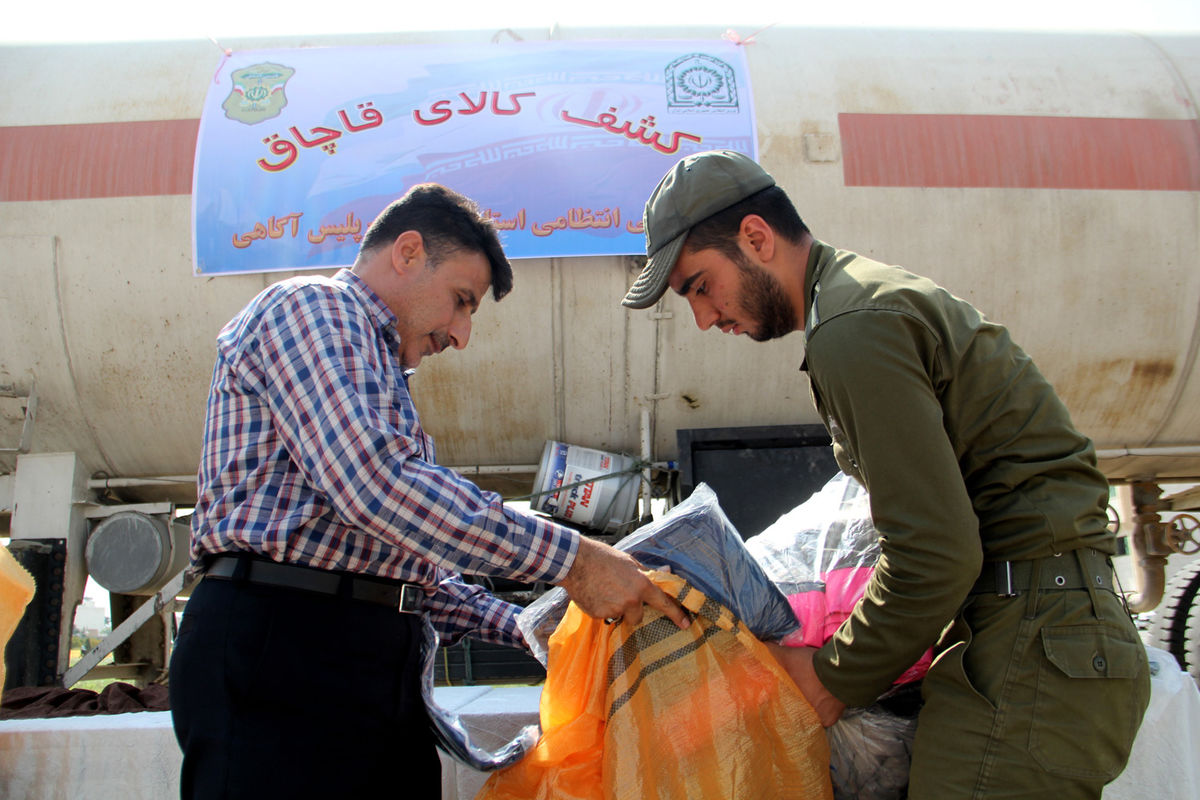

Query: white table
[0,649,1194,799]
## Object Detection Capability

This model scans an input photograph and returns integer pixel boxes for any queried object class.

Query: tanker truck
[0,24,1198,692]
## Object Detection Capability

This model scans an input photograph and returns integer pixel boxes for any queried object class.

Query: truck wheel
[1147,559,1200,687]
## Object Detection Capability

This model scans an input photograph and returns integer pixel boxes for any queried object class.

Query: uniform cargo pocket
[1029,623,1148,779]
[1041,624,1142,679]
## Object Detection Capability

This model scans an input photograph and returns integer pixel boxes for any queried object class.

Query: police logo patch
[222,62,296,125]
[665,54,739,111]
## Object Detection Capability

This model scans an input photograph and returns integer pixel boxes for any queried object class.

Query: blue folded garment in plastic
[518,483,799,665]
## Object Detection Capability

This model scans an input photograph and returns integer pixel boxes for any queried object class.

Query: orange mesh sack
[479,571,833,800]
[0,545,36,690]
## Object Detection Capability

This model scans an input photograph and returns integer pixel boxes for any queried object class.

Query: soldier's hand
[765,643,846,727]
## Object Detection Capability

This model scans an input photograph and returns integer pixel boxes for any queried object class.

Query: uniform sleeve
[250,288,579,585]
[806,309,982,707]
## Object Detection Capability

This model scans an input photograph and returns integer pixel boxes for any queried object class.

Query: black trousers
[169,572,441,799]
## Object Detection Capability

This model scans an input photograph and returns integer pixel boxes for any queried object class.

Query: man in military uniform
[622,150,1150,798]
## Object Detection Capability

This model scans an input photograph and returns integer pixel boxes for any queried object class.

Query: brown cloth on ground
[0,682,170,719]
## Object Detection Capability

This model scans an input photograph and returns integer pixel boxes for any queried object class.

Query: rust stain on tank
[1057,357,1177,434]
[1130,359,1175,383]
[411,366,545,464]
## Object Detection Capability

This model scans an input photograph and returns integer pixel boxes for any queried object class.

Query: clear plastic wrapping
[518,483,800,665]
[826,701,919,800]
[746,472,877,648]
[746,472,928,799]
[746,472,932,683]
[420,618,540,771]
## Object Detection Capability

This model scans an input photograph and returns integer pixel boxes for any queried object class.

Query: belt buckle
[398,584,422,615]
[997,561,1018,597]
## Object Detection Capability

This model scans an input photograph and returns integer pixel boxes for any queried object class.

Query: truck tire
[1147,559,1200,687]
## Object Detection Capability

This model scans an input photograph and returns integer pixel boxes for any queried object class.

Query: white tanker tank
[0,25,1198,687]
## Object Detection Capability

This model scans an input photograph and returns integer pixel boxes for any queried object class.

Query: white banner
[193,41,757,275]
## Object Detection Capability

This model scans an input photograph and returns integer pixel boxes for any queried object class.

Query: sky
[4,0,1200,44]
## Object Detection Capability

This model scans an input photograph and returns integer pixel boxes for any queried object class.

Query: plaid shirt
[191,269,579,647]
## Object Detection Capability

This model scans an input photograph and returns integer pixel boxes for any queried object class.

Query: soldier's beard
[733,251,797,341]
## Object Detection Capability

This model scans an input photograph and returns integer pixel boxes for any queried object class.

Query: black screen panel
[676,424,839,539]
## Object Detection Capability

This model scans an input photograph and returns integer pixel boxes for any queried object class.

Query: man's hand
[765,643,846,727]
[558,535,691,629]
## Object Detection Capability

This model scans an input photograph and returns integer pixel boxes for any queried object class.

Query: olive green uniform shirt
[801,241,1113,707]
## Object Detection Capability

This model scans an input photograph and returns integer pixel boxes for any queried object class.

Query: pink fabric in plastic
[779,566,932,685]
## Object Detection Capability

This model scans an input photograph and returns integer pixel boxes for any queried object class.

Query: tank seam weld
[1135,32,1200,445]
[51,235,117,474]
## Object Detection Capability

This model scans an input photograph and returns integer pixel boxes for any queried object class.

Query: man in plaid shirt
[169,183,688,799]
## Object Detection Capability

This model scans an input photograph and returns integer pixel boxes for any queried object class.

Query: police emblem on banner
[665,54,739,111]
[222,62,296,125]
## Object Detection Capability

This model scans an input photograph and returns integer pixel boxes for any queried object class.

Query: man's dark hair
[684,185,810,261]
[359,183,513,300]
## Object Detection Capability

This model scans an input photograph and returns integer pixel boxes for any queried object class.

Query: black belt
[970,548,1115,597]
[204,555,425,614]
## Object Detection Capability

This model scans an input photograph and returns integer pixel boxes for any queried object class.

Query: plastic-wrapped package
[746,472,876,647]
[1104,645,1200,799]
[745,472,932,684]
[518,483,800,665]
[746,472,929,800]
[826,685,921,800]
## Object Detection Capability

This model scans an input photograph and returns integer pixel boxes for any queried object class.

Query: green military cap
[621,150,776,309]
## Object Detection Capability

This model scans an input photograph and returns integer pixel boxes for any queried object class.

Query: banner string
[209,37,233,84]
[723,23,778,45]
